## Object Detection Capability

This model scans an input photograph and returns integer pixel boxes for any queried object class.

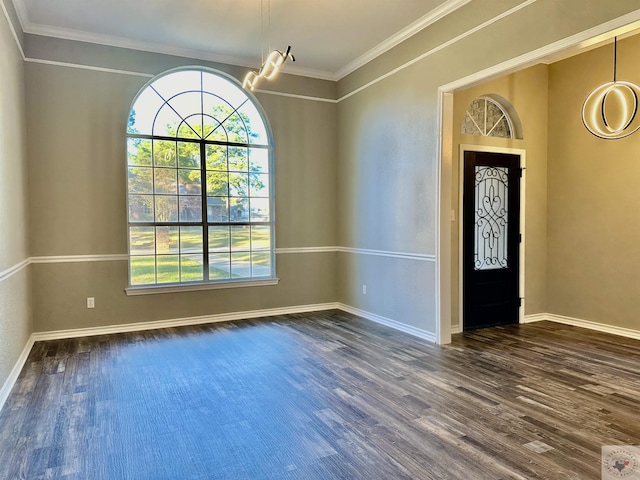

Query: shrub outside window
[126,69,275,288]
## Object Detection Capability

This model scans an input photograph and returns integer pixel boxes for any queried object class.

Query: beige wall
[547,34,640,330]
[25,42,339,332]
[0,0,32,389]
[3,0,640,357]
[336,0,640,337]
[451,64,549,329]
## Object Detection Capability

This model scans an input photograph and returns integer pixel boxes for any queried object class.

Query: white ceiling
[12,0,471,80]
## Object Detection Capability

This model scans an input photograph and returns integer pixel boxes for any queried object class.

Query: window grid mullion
[201,140,210,282]
[152,140,158,284]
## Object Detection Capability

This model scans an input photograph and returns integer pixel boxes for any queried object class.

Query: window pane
[180,226,202,253]
[206,145,227,170]
[181,254,203,282]
[128,138,152,166]
[200,90,231,137]
[178,142,200,169]
[179,196,202,222]
[153,104,183,137]
[153,140,177,167]
[130,227,155,255]
[207,197,229,222]
[206,171,229,196]
[231,252,251,278]
[252,252,271,277]
[229,198,249,222]
[207,126,228,142]
[155,196,178,222]
[154,168,177,195]
[157,255,180,283]
[209,226,230,253]
[238,102,269,145]
[156,226,179,254]
[179,170,201,195]
[151,71,202,100]
[209,253,231,279]
[249,147,269,174]
[250,198,269,222]
[229,147,248,171]
[249,173,269,198]
[177,119,201,139]
[223,112,249,144]
[167,92,203,129]
[128,167,153,194]
[202,74,248,109]
[129,88,165,135]
[128,195,154,222]
[251,226,271,251]
[130,256,156,285]
[231,225,250,252]
[202,92,233,121]
[229,173,248,197]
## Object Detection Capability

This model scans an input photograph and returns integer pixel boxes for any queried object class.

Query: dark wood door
[463,151,521,330]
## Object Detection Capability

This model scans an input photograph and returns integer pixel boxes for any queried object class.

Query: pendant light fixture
[582,37,640,139]
[242,0,295,91]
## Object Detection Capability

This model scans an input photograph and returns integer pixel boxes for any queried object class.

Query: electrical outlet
[362,285,367,295]
[87,297,95,309]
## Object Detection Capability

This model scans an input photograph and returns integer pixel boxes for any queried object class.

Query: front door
[463,151,521,330]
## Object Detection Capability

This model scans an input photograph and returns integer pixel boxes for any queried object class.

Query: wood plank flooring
[1,311,640,479]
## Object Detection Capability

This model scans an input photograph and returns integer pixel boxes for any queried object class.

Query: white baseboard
[449,314,640,339]
[32,302,342,341]
[337,303,437,343]
[0,334,35,412]
[524,313,640,341]
[32,302,439,344]
[522,313,549,324]
[7,306,640,416]
[0,302,439,415]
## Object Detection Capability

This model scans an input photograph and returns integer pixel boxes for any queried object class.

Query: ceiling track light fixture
[242,0,295,91]
[582,36,640,139]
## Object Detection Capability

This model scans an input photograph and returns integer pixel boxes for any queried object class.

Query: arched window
[126,68,275,288]
[461,95,522,139]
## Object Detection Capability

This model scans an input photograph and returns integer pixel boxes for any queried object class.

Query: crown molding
[12,0,472,82]
[2,0,25,59]
[22,22,261,69]
[9,0,26,30]
[335,0,472,80]
[16,15,335,81]
[440,6,640,93]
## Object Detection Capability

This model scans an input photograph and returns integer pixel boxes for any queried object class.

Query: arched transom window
[126,68,275,288]
[462,96,518,139]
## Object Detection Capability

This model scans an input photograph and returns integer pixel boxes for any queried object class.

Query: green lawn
[129,225,271,285]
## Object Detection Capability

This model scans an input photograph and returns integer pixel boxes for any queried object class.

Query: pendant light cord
[614,36,617,83]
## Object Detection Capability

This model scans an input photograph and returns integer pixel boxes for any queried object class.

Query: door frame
[458,145,526,331]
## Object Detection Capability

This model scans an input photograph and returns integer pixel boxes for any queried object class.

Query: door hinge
[519,297,523,307]
[519,167,526,177]
[519,233,522,243]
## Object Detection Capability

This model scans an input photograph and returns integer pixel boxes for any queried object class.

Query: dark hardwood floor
[1,311,639,479]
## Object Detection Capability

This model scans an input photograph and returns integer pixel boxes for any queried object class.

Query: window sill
[125,278,280,296]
